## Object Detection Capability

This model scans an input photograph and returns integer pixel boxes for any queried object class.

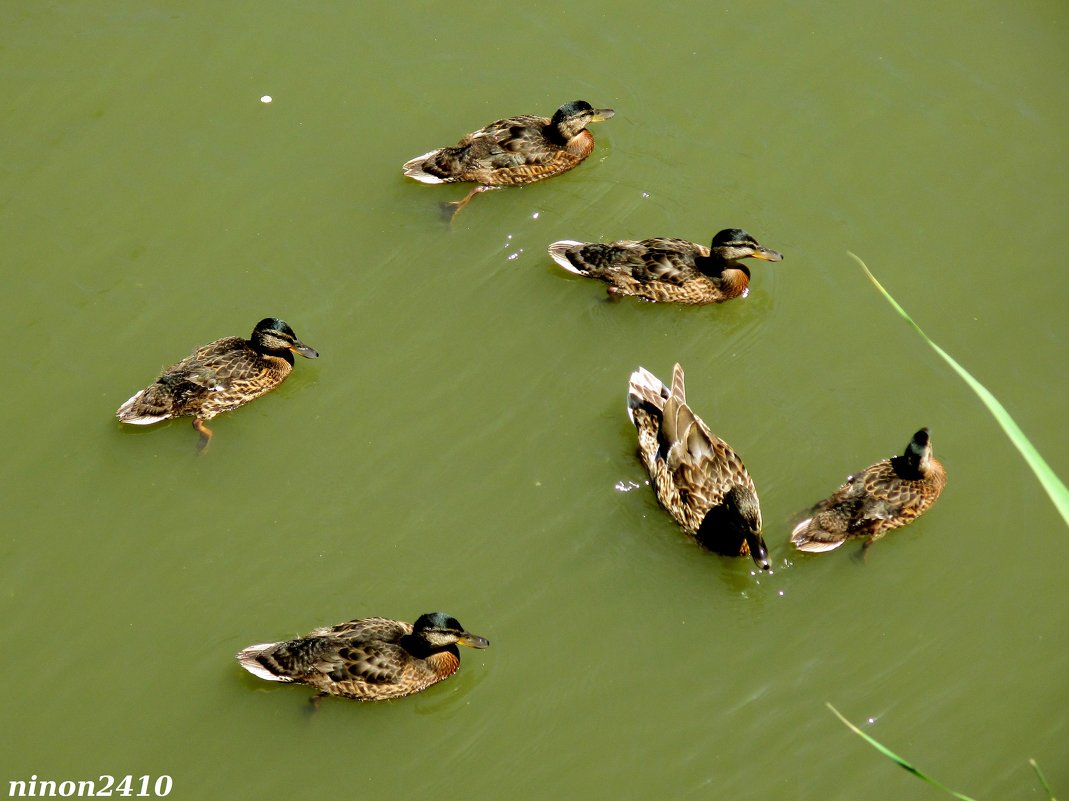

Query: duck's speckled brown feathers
[549,229,783,305]
[628,364,770,570]
[410,115,592,186]
[116,318,317,426]
[121,337,292,422]
[402,100,614,187]
[790,428,947,553]
[236,613,489,702]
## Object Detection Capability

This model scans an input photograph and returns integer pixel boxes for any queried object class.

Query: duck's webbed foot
[307,691,328,714]
[444,184,498,221]
[193,418,213,452]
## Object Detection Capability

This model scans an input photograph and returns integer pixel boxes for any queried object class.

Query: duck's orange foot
[444,185,498,222]
[193,418,213,452]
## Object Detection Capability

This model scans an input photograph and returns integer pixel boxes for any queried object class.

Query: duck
[402,100,615,217]
[548,229,783,304]
[628,364,770,570]
[116,317,318,448]
[790,428,947,554]
[236,612,490,703]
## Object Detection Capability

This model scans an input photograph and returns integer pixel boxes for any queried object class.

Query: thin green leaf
[1030,759,1057,801]
[826,703,980,801]
[846,251,1069,528]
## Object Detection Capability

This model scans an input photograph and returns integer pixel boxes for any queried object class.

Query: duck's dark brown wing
[419,115,588,184]
[630,239,708,285]
[322,640,412,686]
[564,239,705,284]
[173,337,266,385]
[236,618,413,685]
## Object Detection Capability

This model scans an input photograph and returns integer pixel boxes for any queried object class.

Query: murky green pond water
[2,1,1067,799]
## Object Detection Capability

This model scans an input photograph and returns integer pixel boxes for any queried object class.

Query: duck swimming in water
[116,317,318,449]
[628,364,770,570]
[236,613,490,703]
[790,428,947,554]
[402,100,615,217]
[549,229,783,304]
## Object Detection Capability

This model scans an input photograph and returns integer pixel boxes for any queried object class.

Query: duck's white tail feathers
[402,149,448,183]
[789,517,846,552]
[547,241,587,274]
[235,642,294,682]
[115,390,169,425]
[627,366,672,424]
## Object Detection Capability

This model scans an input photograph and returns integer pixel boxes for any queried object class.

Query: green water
[2,1,1067,799]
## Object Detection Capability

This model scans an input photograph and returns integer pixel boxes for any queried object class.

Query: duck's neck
[547,119,595,155]
[891,453,928,480]
[255,346,295,366]
[400,633,460,661]
[544,121,569,146]
[697,257,750,298]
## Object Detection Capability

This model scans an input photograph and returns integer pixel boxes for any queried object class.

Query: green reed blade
[846,252,1069,528]
[1031,759,1057,801]
[826,704,980,801]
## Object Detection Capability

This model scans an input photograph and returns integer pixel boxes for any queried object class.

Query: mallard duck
[236,612,490,703]
[790,428,947,554]
[402,100,615,217]
[116,317,318,448]
[549,229,783,304]
[628,364,770,570]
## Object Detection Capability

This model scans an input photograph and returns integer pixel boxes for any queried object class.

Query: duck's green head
[252,318,319,359]
[551,100,615,140]
[710,229,783,264]
[413,613,490,650]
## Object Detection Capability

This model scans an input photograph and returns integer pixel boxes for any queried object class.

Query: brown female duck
[236,613,490,703]
[402,100,615,217]
[790,428,947,553]
[549,229,783,304]
[628,364,770,570]
[116,317,318,448]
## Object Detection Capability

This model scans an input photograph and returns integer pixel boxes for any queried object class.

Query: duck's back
[628,365,757,535]
[550,238,744,304]
[178,337,293,416]
[415,115,591,185]
[563,239,705,280]
[792,458,947,551]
